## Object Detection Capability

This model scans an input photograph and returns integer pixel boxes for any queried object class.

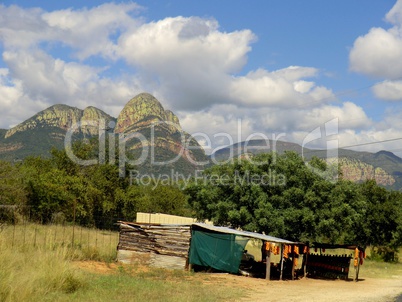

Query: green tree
[0,161,27,222]
[186,152,401,249]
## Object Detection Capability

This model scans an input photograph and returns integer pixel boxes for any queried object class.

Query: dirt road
[75,261,402,302]
[204,274,402,302]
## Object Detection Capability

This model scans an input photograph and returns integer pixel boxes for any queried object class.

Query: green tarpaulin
[189,229,249,274]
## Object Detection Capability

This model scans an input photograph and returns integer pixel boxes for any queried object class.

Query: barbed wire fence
[0,205,121,260]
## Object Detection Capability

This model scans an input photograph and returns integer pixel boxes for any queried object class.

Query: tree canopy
[1,143,402,261]
[185,152,402,256]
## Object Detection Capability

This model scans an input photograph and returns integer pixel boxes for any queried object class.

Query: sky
[1,0,402,155]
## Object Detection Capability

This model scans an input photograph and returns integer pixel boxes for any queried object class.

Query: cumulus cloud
[41,3,141,59]
[0,2,390,156]
[372,80,402,101]
[228,67,334,107]
[0,5,48,49]
[349,0,402,102]
[178,99,373,153]
[3,49,139,116]
[0,3,145,127]
[349,26,402,79]
[0,3,338,126]
[386,0,402,25]
[117,17,335,110]
[0,3,140,58]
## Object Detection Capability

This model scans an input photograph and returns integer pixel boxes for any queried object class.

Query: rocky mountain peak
[115,92,181,134]
[81,106,115,136]
[5,104,114,138]
[5,104,83,138]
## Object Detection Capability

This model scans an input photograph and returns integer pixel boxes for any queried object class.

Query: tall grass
[0,223,243,301]
[0,246,85,301]
[0,223,117,301]
[0,223,118,262]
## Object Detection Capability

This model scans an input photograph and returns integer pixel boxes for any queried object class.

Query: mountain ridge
[210,139,402,189]
[0,93,207,175]
[1,94,402,190]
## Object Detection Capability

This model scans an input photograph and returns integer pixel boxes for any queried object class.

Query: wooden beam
[291,245,295,280]
[303,250,308,278]
[355,259,360,282]
[265,249,271,280]
[279,244,284,281]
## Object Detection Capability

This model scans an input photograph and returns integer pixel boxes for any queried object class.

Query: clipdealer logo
[64,117,339,183]
[302,118,339,183]
[64,118,287,177]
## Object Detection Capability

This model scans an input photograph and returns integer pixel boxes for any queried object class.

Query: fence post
[72,199,76,247]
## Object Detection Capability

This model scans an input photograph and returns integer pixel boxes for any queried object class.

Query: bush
[369,246,398,262]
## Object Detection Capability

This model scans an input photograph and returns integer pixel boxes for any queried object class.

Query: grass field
[0,223,119,262]
[2,223,402,301]
[0,223,243,302]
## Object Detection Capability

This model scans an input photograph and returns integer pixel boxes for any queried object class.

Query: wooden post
[353,248,360,282]
[355,259,360,282]
[303,251,308,278]
[265,249,271,280]
[291,245,295,280]
[72,198,76,247]
[279,244,284,281]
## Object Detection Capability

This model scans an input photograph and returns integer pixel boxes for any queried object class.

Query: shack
[117,221,191,270]
[306,243,366,281]
[117,221,304,280]
[189,223,302,280]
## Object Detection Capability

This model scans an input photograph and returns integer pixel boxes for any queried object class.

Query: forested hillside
[1,140,402,261]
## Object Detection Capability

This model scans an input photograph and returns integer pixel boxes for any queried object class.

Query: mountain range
[1,92,402,190]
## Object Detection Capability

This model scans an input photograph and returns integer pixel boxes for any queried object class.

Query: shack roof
[312,242,365,252]
[192,223,297,245]
[118,221,299,245]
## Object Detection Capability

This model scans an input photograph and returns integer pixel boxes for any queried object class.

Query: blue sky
[1,0,402,155]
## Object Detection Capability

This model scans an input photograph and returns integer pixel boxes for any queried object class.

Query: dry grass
[0,223,244,302]
[0,223,119,261]
[0,246,85,301]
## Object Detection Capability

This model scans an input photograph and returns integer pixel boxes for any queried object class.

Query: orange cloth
[354,248,359,259]
[283,245,289,258]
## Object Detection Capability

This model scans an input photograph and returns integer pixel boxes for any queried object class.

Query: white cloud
[178,99,372,154]
[42,3,141,59]
[0,5,48,49]
[0,67,45,129]
[0,68,22,107]
[0,4,337,121]
[349,0,402,101]
[0,3,145,127]
[0,2,392,159]
[0,3,141,58]
[349,0,402,79]
[228,67,334,107]
[302,102,371,130]
[117,16,256,109]
[349,26,402,79]
[0,49,141,126]
[118,16,251,74]
[372,80,402,101]
[386,0,402,25]
[117,17,336,109]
